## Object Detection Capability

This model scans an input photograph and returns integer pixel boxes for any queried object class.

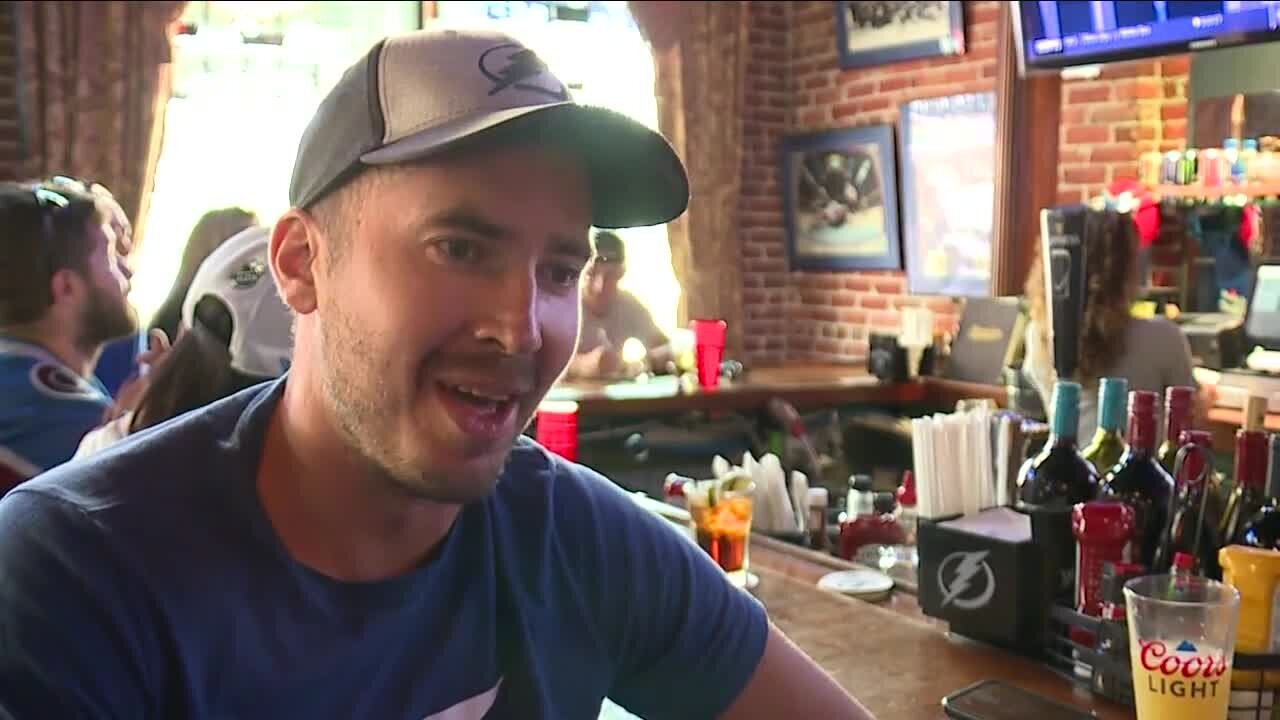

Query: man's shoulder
[0,344,112,479]
[503,437,644,502]
[615,290,650,315]
[0,346,109,411]
[495,438,688,556]
[7,384,268,522]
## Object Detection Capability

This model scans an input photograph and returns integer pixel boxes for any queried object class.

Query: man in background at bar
[567,229,672,379]
[0,28,874,720]
[0,182,136,489]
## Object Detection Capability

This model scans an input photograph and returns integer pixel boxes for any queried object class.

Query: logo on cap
[231,259,267,289]
[478,43,569,101]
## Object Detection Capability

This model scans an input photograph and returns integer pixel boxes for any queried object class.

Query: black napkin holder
[869,334,907,382]
[917,508,1057,653]
[869,334,935,382]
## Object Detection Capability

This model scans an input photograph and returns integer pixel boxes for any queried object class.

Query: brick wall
[740,1,1001,365]
[740,1,789,365]
[736,1,1190,365]
[1056,56,1189,205]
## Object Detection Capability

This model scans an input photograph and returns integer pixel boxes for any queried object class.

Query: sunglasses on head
[45,175,108,196]
[33,185,70,209]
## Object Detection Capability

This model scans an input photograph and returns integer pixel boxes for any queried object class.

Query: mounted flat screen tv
[1015,1,1280,73]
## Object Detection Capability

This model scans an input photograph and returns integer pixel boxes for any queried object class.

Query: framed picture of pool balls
[781,124,902,272]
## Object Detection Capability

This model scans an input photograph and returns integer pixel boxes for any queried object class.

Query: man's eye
[432,238,482,264]
[545,264,583,289]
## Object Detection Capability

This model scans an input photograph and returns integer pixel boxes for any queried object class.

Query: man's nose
[476,267,542,356]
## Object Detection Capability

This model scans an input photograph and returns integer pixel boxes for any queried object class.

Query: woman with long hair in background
[1021,207,1202,440]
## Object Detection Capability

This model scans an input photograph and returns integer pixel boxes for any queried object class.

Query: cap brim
[361,103,688,229]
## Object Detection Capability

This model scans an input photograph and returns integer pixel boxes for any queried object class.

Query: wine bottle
[1018,381,1100,604]
[1100,390,1175,569]
[1222,429,1270,546]
[1017,381,1100,510]
[1239,433,1280,551]
[1151,430,1226,579]
[1083,377,1128,475]
[1157,386,1195,476]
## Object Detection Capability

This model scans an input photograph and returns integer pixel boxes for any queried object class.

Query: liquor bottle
[1082,377,1128,475]
[1157,386,1196,476]
[1222,429,1271,546]
[1100,391,1175,569]
[1239,434,1280,550]
[1152,430,1226,579]
[1017,381,1100,510]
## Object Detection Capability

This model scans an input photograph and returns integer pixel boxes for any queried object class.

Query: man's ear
[270,210,322,315]
[47,267,83,310]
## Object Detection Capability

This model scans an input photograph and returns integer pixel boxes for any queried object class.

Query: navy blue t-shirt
[0,379,768,719]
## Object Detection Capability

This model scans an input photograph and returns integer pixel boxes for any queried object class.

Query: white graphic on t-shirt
[421,678,502,720]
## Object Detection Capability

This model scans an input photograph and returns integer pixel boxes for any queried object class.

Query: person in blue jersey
[44,175,151,399]
[0,29,875,720]
[40,177,172,406]
[0,181,137,491]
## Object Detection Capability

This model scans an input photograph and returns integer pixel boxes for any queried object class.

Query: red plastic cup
[691,319,727,389]
[536,401,579,460]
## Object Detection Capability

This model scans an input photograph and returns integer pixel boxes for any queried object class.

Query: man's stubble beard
[78,284,138,355]
[316,302,513,505]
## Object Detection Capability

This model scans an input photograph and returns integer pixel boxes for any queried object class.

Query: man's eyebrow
[413,207,591,262]
[413,207,511,240]
[548,236,592,264]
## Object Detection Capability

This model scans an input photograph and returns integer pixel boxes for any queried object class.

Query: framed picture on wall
[834,1,966,69]
[900,91,997,297]
[781,124,902,272]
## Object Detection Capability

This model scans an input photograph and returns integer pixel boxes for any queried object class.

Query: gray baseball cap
[288,28,689,229]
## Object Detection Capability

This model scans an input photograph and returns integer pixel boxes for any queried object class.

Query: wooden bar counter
[551,362,1269,458]
[634,497,1132,719]
[549,364,1005,418]
[755,566,1130,718]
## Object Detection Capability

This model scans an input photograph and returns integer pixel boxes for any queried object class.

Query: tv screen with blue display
[1016,1,1280,72]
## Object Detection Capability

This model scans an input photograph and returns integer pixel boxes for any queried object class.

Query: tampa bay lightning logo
[478,44,569,100]
[938,550,996,610]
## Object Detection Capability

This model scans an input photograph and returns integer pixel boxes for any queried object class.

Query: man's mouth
[439,383,519,410]
[434,381,526,442]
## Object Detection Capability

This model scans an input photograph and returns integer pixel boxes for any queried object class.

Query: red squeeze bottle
[1072,501,1136,617]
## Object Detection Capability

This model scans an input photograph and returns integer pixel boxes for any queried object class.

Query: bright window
[138,1,679,340]
[421,1,680,337]
[133,1,422,325]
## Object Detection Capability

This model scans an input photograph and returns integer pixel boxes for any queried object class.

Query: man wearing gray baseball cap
[0,29,873,719]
